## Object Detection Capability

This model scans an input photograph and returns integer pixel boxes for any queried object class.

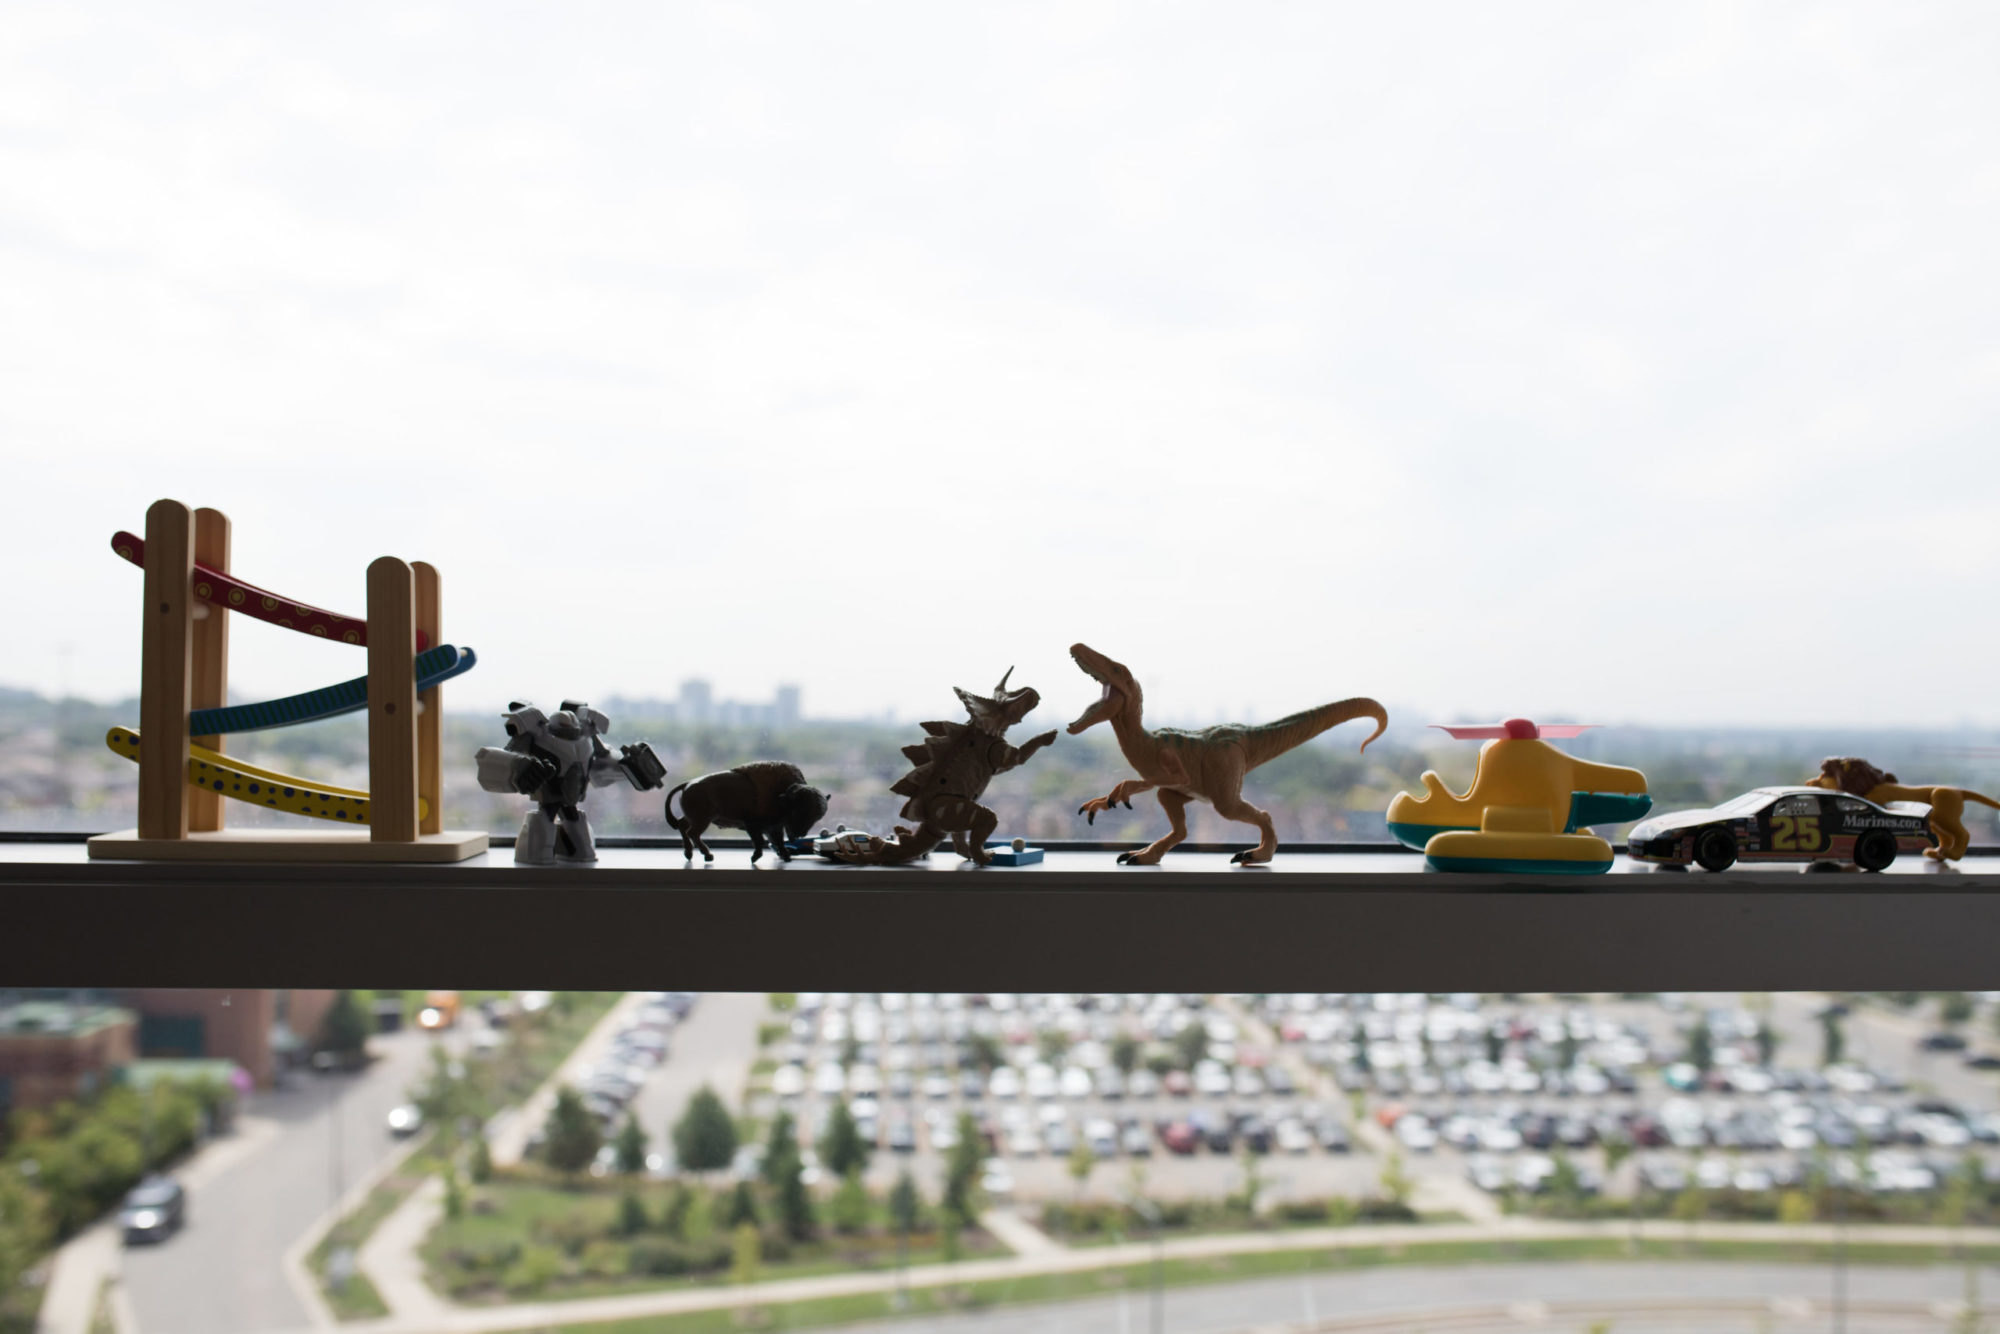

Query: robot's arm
[589,740,668,792]
[475,746,559,797]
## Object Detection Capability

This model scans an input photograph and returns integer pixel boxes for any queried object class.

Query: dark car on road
[1627,786,1932,872]
[120,1176,186,1244]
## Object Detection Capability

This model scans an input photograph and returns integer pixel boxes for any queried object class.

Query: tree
[1066,1138,1096,1199]
[1941,992,1976,1028]
[819,1100,871,1179]
[614,1115,649,1175]
[673,1085,738,1174]
[762,1112,801,1188]
[942,1111,984,1228]
[1821,1012,1846,1068]
[1556,1031,1579,1071]
[1686,1020,1714,1075]
[1111,1035,1142,1076]
[776,1161,815,1241]
[660,1184,692,1239]
[615,1191,650,1237]
[0,1168,52,1325]
[442,1158,465,1220]
[723,1179,759,1227]
[729,1220,762,1289]
[542,1086,602,1180]
[317,990,371,1060]
[468,1135,493,1184]
[1377,1150,1412,1207]
[1483,1026,1505,1065]
[1755,1021,1778,1068]
[1172,1022,1209,1071]
[888,1170,921,1237]
[1237,1145,1266,1214]
[832,1170,871,1234]
[962,1032,1005,1074]
[1037,1030,1071,1065]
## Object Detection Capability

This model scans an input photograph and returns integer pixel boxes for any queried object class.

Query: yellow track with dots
[105,727,429,825]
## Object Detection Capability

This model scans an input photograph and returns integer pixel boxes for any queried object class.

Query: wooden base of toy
[87,828,490,863]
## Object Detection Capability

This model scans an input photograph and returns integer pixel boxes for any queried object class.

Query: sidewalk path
[286,1214,2000,1334]
[980,1207,1062,1258]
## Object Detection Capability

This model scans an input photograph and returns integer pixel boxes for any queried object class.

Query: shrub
[502,1243,564,1294]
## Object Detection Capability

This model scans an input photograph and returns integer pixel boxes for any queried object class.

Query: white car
[980,1158,1015,1197]
[813,1062,846,1096]
[771,1065,806,1098]
[1059,1066,1093,1099]
[1193,1061,1232,1097]
[1009,1126,1043,1157]
[1394,1114,1438,1152]
[988,1066,1023,1099]
[1275,1118,1313,1154]
[1084,1117,1119,1156]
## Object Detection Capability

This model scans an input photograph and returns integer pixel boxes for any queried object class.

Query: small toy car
[1627,786,1934,872]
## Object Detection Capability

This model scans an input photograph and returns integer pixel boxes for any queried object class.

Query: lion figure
[1807,756,2000,862]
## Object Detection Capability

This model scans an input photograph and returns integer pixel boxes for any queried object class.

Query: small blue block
[984,841,1044,867]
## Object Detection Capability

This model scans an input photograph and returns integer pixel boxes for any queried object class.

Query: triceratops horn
[995,666,1014,694]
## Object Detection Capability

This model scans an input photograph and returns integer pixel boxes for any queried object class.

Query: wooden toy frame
[87,499,489,862]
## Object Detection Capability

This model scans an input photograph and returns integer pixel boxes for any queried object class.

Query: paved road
[809,1260,1999,1334]
[119,1026,458,1334]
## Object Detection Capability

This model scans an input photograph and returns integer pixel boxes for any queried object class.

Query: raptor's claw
[1116,851,1135,865]
[1230,849,1251,864]
[1121,799,1132,809]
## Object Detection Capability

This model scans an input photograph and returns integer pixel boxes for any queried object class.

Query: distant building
[679,679,714,724]
[774,685,802,727]
[110,989,336,1089]
[0,999,137,1113]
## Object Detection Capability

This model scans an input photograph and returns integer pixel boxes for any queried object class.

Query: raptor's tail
[662,782,689,831]
[1963,789,2000,812]
[1242,698,1388,771]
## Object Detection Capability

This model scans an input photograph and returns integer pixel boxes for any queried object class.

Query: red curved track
[112,531,427,649]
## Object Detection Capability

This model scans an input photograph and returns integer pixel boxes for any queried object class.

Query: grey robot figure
[474,700,667,865]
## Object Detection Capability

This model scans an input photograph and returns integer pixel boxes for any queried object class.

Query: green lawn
[428,1179,1004,1305]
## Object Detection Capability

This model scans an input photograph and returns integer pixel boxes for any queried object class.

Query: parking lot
[757,991,2000,1214]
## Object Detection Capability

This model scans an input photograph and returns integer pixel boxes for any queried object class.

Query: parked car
[386,1104,424,1138]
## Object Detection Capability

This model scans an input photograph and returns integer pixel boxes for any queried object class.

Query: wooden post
[188,507,232,833]
[138,499,195,841]
[367,556,420,842]
[413,561,443,836]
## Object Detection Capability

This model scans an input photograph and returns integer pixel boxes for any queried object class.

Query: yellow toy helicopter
[1385,719,1651,873]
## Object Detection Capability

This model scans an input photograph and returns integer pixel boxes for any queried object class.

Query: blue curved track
[189,645,478,735]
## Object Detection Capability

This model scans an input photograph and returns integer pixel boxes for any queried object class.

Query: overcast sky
[4,3,1998,731]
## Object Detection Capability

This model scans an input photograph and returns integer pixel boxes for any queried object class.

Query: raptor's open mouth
[1068,680,1118,734]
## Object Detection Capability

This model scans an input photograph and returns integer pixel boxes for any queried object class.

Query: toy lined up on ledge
[90,499,1992,872]
[88,499,490,863]
[1386,720,1651,874]
[475,702,665,865]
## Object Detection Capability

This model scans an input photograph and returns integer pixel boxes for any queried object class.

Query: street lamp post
[1124,1193,1163,1334]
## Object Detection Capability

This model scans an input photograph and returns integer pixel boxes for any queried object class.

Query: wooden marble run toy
[87,498,490,862]
[1385,720,1651,874]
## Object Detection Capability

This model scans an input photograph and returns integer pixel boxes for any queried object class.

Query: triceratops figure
[819,668,1056,866]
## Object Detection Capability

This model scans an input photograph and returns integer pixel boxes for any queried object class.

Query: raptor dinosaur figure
[819,668,1057,866]
[1067,643,1387,865]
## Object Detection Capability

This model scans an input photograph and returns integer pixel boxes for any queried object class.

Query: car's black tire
[1693,827,1737,872]
[1853,829,1897,872]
